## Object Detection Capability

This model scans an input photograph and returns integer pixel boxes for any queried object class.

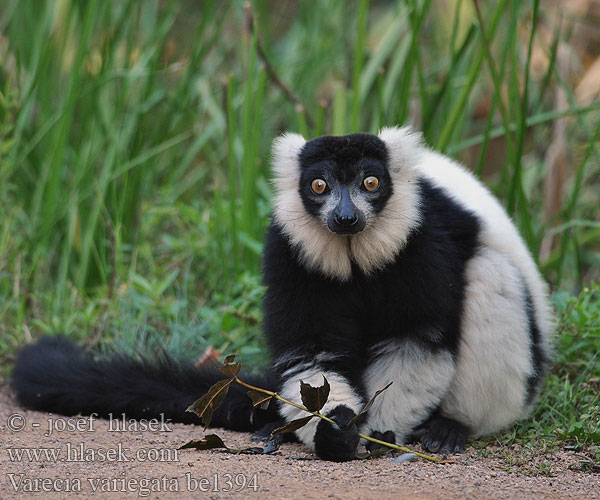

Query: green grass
[529,284,600,447]
[0,0,598,464]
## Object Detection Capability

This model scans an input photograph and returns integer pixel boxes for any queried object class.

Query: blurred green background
[0,0,598,446]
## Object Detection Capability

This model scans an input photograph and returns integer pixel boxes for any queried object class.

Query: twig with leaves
[181,355,452,463]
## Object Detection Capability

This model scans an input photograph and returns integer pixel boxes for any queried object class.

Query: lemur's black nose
[334,212,359,226]
[329,186,365,234]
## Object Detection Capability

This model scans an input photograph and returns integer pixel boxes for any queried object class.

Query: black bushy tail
[11,336,280,432]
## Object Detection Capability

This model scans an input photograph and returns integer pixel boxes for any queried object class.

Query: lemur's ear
[271,132,306,179]
[378,126,424,173]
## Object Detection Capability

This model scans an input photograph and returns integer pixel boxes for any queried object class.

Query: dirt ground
[0,384,597,500]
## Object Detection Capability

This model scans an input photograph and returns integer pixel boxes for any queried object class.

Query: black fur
[298,133,393,217]
[11,337,278,431]
[314,405,360,462]
[524,288,547,404]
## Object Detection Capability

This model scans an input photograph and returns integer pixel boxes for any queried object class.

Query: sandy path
[0,385,597,500]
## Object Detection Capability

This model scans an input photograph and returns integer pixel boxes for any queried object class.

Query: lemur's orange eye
[311,179,327,195]
[364,176,379,192]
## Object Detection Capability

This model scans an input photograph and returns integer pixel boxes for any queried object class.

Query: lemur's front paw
[314,405,360,462]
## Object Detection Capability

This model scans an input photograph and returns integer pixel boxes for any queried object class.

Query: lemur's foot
[251,420,281,441]
[252,419,299,443]
[421,415,469,454]
[365,430,396,453]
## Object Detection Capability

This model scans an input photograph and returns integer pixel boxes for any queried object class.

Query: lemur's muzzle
[328,187,366,234]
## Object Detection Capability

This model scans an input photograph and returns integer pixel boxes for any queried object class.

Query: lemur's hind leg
[362,343,457,449]
[440,247,544,439]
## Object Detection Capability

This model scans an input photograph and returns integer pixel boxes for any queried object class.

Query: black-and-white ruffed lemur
[12,127,554,462]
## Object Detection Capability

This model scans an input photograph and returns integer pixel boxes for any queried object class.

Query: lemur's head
[297,133,392,236]
[271,127,423,280]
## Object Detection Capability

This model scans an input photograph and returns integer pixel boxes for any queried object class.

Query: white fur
[441,247,535,435]
[362,341,456,442]
[271,129,422,280]
[278,366,363,450]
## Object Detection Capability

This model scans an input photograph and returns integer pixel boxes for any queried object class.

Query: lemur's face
[297,133,393,235]
[272,127,422,278]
